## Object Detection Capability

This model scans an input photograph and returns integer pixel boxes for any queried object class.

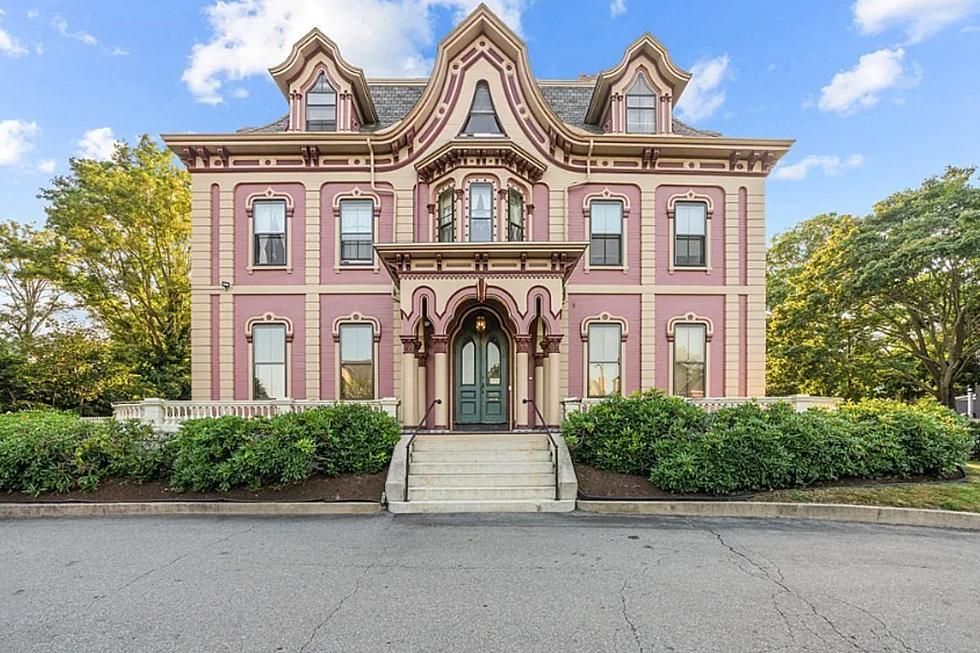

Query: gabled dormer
[268,28,378,132]
[585,34,691,135]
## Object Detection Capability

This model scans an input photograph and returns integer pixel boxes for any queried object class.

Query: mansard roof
[237,81,720,137]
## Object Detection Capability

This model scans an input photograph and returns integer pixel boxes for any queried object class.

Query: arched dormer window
[461,81,503,136]
[306,72,337,131]
[626,75,656,134]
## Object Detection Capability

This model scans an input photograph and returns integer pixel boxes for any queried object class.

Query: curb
[576,500,980,531]
[0,501,382,519]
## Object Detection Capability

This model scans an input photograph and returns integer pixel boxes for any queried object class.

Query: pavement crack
[300,565,370,652]
[619,577,644,653]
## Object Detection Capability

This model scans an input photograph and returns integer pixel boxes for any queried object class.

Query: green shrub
[563,390,708,476]
[0,411,164,495]
[167,404,401,492]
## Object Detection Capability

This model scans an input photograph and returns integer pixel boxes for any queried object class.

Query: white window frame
[667,190,714,274]
[245,313,294,400]
[306,71,337,132]
[625,74,658,135]
[332,312,382,400]
[580,312,629,398]
[338,199,375,267]
[582,188,631,274]
[246,190,294,273]
[666,312,714,398]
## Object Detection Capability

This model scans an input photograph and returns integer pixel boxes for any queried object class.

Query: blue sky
[1,0,978,237]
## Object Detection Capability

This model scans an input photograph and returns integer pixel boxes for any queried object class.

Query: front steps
[386,432,577,513]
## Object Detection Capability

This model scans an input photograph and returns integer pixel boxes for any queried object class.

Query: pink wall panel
[532,182,550,241]
[566,293,642,397]
[567,183,642,285]
[233,294,306,400]
[320,182,395,284]
[210,294,220,400]
[655,294,725,396]
[655,185,726,286]
[233,183,306,286]
[319,293,395,400]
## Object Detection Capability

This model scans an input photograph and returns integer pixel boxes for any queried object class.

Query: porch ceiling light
[475,315,487,333]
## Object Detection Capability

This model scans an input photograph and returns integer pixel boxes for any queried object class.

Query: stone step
[388,499,576,514]
[409,461,557,475]
[412,435,550,451]
[407,486,556,501]
[410,449,554,463]
[408,472,555,487]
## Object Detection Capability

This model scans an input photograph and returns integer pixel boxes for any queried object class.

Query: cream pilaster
[305,183,321,399]
[432,337,450,428]
[401,349,417,425]
[416,356,428,426]
[218,185,235,399]
[640,187,656,389]
[515,335,532,427]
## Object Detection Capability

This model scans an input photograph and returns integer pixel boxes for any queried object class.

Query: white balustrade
[561,394,842,419]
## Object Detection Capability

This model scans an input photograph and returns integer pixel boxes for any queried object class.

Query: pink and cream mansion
[162,5,791,431]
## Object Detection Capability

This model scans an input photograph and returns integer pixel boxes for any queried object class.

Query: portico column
[431,336,450,428]
[400,337,419,426]
[416,353,428,427]
[515,335,532,427]
[544,336,562,426]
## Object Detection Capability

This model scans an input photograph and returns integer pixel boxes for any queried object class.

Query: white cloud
[854,0,980,43]
[817,48,917,114]
[609,0,627,17]
[0,119,39,166]
[75,127,119,161]
[182,0,526,104]
[0,14,28,56]
[773,154,865,181]
[52,16,97,46]
[675,54,730,122]
[231,87,250,99]
[36,159,55,173]
[27,10,39,20]
[110,46,129,56]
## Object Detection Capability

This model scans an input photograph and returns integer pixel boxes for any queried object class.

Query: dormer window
[626,75,657,134]
[461,81,503,136]
[306,72,336,131]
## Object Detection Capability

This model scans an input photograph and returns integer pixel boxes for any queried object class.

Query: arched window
[306,72,337,131]
[507,188,525,241]
[437,188,456,242]
[626,75,656,134]
[673,323,707,397]
[461,81,503,136]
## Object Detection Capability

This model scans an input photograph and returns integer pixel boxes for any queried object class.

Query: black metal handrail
[404,398,441,501]
[523,398,560,500]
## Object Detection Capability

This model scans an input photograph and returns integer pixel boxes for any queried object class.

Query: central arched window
[468,183,493,242]
[306,72,337,131]
[626,75,657,134]
[461,81,503,136]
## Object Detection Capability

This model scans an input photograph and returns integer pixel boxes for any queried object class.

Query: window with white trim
[673,323,706,397]
[306,72,336,131]
[589,201,623,266]
[626,75,657,134]
[437,188,455,243]
[468,183,493,242]
[253,200,287,266]
[588,323,622,398]
[339,323,374,400]
[252,323,287,399]
[507,188,525,242]
[339,199,373,265]
[461,81,503,136]
[674,202,707,267]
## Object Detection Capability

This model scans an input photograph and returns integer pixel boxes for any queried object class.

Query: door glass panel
[461,340,475,385]
[486,340,501,385]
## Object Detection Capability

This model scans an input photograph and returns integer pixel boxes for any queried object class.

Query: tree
[846,167,980,406]
[0,221,69,346]
[38,136,191,398]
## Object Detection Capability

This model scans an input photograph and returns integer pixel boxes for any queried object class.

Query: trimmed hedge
[565,395,973,495]
[0,404,402,495]
[0,412,163,495]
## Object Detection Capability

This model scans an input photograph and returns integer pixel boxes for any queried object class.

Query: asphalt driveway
[2,513,977,652]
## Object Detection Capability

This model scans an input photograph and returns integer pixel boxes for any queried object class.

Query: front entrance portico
[377,242,586,429]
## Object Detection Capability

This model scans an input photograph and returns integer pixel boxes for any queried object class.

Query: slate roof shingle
[237,81,721,137]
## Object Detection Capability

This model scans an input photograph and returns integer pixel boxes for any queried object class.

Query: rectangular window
[340,323,374,400]
[673,323,706,397]
[507,188,525,241]
[437,189,455,243]
[468,183,493,242]
[589,201,623,266]
[339,199,374,265]
[253,200,287,266]
[588,323,622,398]
[252,323,287,400]
[674,202,707,267]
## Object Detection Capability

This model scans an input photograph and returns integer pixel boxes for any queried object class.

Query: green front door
[454,313,508,427]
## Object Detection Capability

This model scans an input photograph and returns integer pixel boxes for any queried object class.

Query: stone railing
[561,394,842,418]
[112,397,400,432]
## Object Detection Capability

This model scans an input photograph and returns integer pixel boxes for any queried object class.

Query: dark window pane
[675,235,705,267]
[254,234,286,265]
[462,81,503,135]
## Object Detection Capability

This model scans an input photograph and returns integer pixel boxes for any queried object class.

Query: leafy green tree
[0,337,28,412]
[843,167,980,406]
[0,221,68,346]
[38,136,191,398]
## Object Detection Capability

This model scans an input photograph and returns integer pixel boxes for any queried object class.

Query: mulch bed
[0,469,387,504]
[574,462,965,501]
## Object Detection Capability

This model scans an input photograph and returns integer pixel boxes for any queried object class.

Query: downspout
[586,138,594,181]
[367,136,377,191]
